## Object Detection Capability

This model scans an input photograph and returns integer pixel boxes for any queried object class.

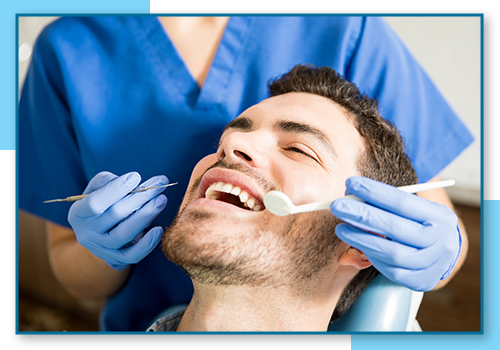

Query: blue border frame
[10,7,488,349]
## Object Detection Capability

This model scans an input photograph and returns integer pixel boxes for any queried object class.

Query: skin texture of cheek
[281,171,349,208]
[268,147,359,207]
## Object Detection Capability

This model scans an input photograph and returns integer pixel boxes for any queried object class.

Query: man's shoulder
[146,308,186,332]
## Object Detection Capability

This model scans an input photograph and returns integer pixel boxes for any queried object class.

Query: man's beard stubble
[161,159,344,288]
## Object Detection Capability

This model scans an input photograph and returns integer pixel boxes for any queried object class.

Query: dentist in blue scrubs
[19,16,473,331]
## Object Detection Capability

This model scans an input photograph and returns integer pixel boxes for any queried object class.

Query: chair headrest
[328,274,418,332]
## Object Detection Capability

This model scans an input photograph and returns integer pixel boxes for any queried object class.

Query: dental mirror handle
[291,179,455,214]
[291,195,361,214]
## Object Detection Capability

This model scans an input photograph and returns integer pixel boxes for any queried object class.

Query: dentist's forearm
[47,221,130,299]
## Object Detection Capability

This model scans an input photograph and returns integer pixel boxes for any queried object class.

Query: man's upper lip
[198,168,266,203]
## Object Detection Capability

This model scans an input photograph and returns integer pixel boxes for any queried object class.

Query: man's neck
[176,275,343,332]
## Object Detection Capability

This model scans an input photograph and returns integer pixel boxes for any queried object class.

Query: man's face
[162,92,365,286]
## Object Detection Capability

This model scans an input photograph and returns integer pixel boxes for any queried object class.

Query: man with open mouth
[153,65,423,331]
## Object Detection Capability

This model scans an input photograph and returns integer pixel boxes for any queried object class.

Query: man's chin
[161,208,284,287]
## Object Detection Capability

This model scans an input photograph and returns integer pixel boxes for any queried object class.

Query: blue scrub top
[18,16,473,331]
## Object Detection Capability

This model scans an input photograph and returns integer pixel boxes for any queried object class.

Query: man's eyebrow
[222,117,253,134]
[274,119,337,159]
[221,117,338,159]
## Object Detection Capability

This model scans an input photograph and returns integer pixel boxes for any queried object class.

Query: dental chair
[327,274,424,332]
[147,274,424,332]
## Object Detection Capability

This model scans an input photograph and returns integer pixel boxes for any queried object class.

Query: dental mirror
[264,179,456,216]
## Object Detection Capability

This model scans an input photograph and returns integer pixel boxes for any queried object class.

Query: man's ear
[338,247,372,270]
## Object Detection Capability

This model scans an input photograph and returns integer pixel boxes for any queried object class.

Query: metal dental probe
[43,182,178,203]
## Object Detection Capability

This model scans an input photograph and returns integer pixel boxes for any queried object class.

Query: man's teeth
[205,181,263,211]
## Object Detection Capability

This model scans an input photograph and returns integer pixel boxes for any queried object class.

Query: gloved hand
[68,171,168,270]
[330,176,462,292]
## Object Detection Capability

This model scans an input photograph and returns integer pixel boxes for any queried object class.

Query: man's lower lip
[190,198,259,212]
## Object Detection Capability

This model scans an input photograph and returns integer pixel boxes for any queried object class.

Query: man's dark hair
[268,64,418,322]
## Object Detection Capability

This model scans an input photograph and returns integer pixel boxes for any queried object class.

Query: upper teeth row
[205,182,263,211]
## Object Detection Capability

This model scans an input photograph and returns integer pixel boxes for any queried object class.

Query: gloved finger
[124,231,145,248]
[345,177,449,223]
[331,199,433,248]
[114,175,169,211]
[97,195,167,249]
[82,171,118,195]
[335,224,439,270]
[109,226,164,265]
[73,172,142,218]
[92,175,168,228]
[367,255,441,292]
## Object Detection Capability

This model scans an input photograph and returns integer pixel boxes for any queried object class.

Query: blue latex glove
[330,176,462,292]
[68,171,168,270]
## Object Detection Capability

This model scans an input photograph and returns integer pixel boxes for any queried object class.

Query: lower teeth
[205,190,263,211]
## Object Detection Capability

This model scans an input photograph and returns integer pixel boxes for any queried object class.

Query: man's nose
[217,132,269,168]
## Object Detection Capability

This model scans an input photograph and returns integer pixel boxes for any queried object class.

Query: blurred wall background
[385,16,481,206]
